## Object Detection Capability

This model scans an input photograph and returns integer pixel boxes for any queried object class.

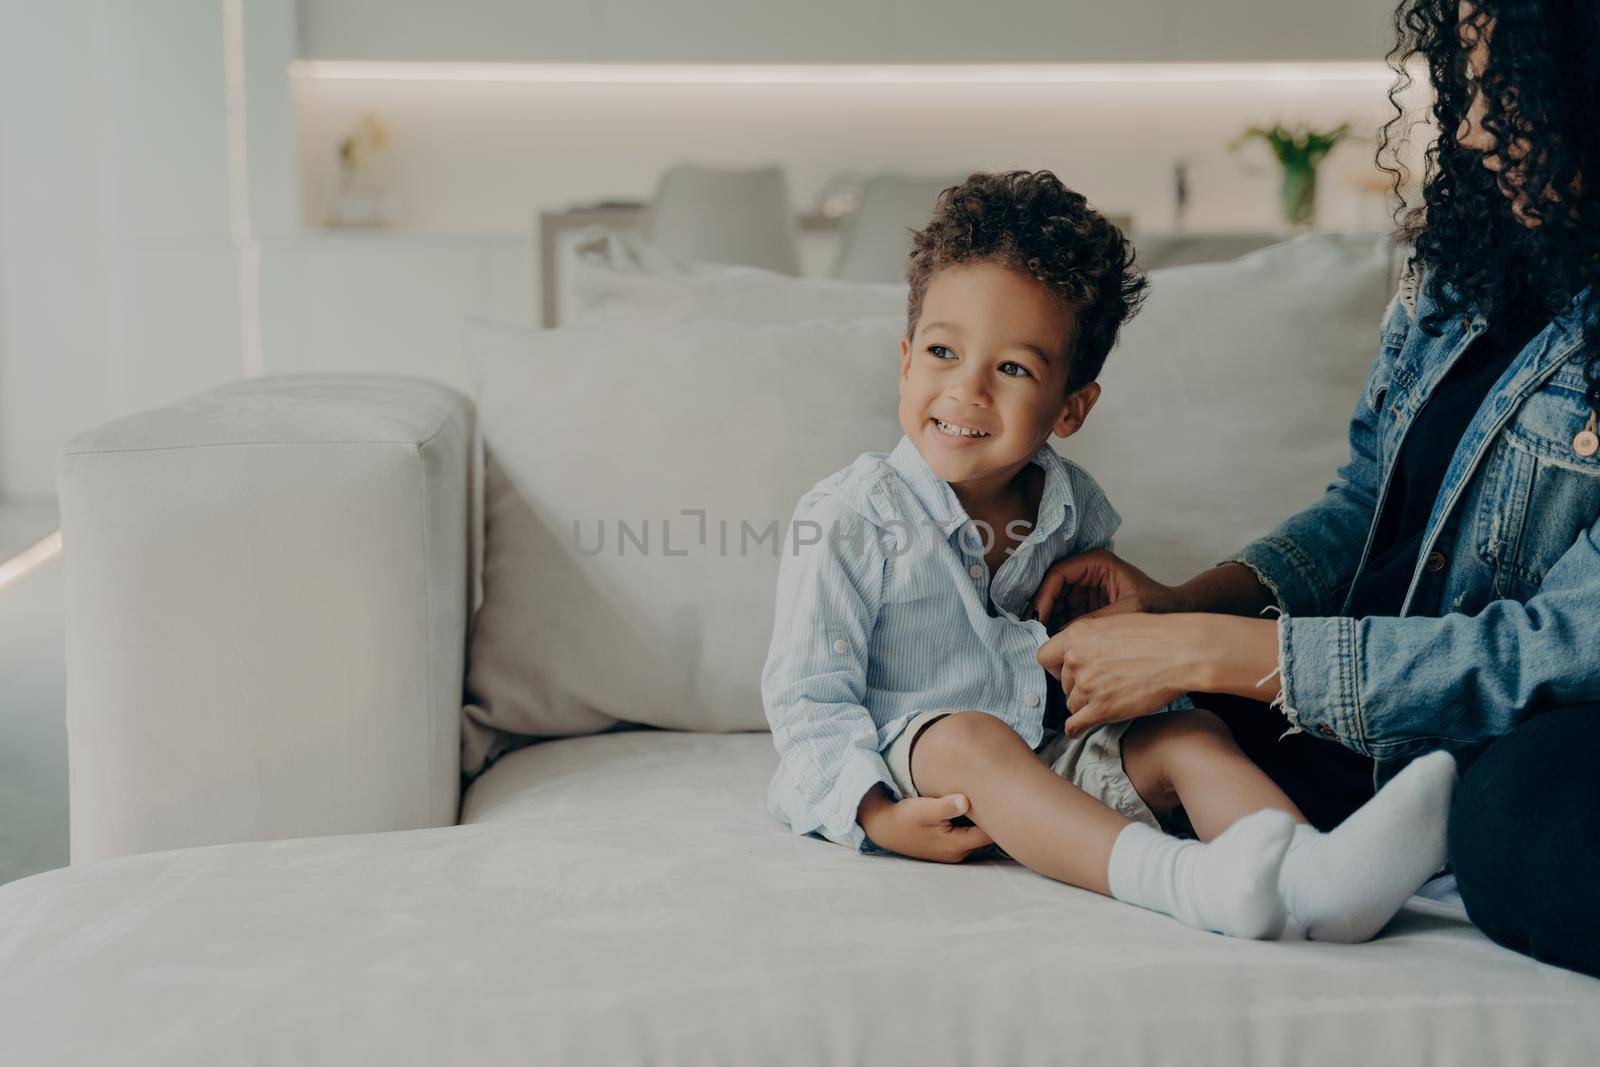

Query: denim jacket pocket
[1475,371,1600,597]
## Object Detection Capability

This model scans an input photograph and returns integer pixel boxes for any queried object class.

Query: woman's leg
[1203,692,1375,831]
[1449,704,1600,978]
[909,711,1294,938]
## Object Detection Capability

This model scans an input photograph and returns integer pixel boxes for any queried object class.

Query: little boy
[761,170,1457,941]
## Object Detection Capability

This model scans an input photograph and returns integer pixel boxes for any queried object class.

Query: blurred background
[0,0,1426,883]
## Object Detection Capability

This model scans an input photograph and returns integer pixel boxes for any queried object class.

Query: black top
[1345,306,1550,619]
[1044,665,1068,731]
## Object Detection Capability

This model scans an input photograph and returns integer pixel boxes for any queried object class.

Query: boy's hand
[1028,549,1187,632]
[858,786,994,863]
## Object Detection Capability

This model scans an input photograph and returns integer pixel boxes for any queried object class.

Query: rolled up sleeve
[1273,513,1600,758]
[762,492,897,852]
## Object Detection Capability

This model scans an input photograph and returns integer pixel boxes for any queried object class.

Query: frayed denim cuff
[1276,614,1370,756]
[1220,535,1335,617]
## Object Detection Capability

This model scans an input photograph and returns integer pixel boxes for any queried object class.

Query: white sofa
[4,236,1599,1065]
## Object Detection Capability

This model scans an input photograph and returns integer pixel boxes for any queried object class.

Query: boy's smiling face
[898,260,1100,501]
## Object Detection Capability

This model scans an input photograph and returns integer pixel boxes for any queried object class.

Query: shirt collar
[885,433,1077,543]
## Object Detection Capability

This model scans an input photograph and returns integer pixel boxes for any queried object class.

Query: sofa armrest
[56,375,474,864]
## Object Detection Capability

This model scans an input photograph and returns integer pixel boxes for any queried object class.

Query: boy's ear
[898,335,912,380]
[1052,381,1101,438]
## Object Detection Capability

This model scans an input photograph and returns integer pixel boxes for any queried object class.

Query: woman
[1031,0,1600,977]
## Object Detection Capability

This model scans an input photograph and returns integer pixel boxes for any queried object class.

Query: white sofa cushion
[470,234,1396,765]
[4,730,1594,1066]
[1062,232,1397,583]
[461,315,905,772]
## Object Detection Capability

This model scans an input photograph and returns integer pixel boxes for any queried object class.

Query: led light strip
[0,530,63,594]
[289,60,1401,86]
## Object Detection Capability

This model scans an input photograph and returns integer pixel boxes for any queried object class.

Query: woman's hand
[1036,613,1281,737]
[1028,549,1189,631]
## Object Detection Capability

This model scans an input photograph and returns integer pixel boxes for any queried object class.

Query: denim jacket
[1227,262,1600,777]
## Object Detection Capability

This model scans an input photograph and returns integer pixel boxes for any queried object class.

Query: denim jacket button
[1574,430,1599,457]
[1425,550,1447,573]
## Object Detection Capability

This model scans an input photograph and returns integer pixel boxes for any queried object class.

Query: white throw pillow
[462,314,906,774]
[1068,233,1397,583]
[466,231,1397,769]
[567,226,906,325]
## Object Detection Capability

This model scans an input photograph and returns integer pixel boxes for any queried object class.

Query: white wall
[0,0,1427,499]
[299,0,1402,63]
[293,69,1410,239]
[0,1,114,500]
[0,0,252,500]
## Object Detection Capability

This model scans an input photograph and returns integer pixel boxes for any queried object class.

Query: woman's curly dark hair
[905,170,1149,394]
[1377,0,1600,410]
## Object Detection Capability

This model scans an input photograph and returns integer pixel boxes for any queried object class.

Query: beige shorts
[881,709,1163,857]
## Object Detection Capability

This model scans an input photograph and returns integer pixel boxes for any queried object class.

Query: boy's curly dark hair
[905,170,1149,394]
[1377,0,1600,410]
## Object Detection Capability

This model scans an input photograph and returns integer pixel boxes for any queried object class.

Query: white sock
[1107,808,1294,939]
[1275,749,1458,943]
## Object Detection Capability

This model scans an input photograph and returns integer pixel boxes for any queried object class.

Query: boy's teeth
[936,418,988,438]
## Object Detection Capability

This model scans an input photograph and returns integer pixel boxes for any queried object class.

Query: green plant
[337,113,392,175]
[1230,122,1351,230]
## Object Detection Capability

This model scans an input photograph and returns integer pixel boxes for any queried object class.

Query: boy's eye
[999,361,1033,379]
[927,344,954,359]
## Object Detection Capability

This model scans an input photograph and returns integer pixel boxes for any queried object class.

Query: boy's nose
[946,367,992,405]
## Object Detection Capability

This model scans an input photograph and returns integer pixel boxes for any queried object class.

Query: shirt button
[1024,693,1040,707]
[1424,550,1447,573]
[832,639,848,654]
[969,564,983,579]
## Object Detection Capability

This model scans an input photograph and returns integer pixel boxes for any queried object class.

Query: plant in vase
[1230,122,1351,232]
[331,113,395,227]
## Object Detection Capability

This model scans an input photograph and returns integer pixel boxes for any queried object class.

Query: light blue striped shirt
[761,433,1185,854]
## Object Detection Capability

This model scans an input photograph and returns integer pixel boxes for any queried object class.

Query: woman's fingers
[1064,584,1093,624]
[1029,550,1113,620]
[1063,704,1110,738]
[1074,596,1141,622]
[1029,573,1065,622]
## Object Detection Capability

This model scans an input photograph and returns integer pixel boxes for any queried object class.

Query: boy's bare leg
[1119,708,1307,841]
[908,711,1129,894]
[1123,706,1459,942]
[910,710,1295,938]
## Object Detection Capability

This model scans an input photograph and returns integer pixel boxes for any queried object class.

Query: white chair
[830,173,964,284]
[642,163,801,276]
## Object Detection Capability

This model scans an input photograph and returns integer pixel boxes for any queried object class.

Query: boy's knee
[911,711,1023,783]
